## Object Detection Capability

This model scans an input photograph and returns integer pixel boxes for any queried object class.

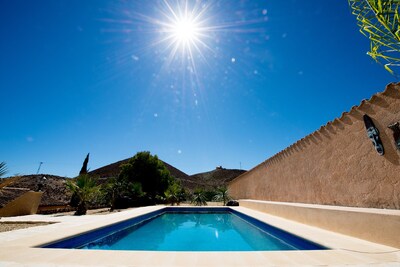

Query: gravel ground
[0,222,55,233]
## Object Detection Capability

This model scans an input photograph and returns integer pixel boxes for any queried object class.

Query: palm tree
[348,0,400,76]
[66,174,100,215]
[165,182,186,206]
[213,187,231,206]
[102,177,123,211]
[191,189,207,206]
[0,163,23,194]
[0,162,7,178]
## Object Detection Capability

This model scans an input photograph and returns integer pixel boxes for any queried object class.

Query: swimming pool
[42,207,327,251]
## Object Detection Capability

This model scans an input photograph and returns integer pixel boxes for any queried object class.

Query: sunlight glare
[159,0,211,64]
[172,17,200,45]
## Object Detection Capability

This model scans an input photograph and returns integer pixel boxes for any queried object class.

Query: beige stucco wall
[239,200,400,248]
[229,83,400,209]
[0,192,43,217]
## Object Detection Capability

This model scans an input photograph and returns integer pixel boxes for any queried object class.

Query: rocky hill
[89,160,246,192]
[88,158,189,180]
[182,167,246,191]
[0,174,71,209]
[0,162,246,213]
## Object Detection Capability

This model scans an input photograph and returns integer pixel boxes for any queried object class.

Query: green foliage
[79,153,90,175]
[349,0,400,75]
[0,162,7,178]
[66,174,100,215]
[191,188,207,206]
[101,177,144,210]
[212,186,231,206]
[101,177,122,211]
[119,151,174,203]
[204,190,217,201]
[164,181,186,205]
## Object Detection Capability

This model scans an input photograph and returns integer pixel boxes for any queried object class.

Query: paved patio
[0,206,399,266]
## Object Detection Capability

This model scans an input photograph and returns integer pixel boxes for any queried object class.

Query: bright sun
[159,0,211,60]
[172,17,200,45]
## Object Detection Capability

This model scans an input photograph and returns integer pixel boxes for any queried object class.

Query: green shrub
[165,181,186,205]
[118,151,174,205]
[66,174,101,215]
[191,188,207,206]
[212,186,231,206]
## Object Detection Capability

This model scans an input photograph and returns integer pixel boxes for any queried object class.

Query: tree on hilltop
[118,151,174,204]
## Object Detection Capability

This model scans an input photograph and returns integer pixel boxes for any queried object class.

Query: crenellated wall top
[230,82,400,184]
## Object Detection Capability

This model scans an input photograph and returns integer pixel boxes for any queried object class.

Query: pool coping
[41,207,326,251]
[239,199,400,248]
[1,205,399,266]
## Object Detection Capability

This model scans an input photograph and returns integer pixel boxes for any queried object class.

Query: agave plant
[349,0,400,76]
[0,162,23,193]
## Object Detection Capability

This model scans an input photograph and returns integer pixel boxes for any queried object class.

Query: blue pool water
[42,207,327,251]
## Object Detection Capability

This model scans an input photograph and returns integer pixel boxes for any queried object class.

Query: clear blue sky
[0,0,396,177]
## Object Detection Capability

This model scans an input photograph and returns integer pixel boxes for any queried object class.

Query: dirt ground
[0,208,112,233]
[0,221,55,233]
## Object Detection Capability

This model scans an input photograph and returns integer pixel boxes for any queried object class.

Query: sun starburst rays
[157,0,212,66]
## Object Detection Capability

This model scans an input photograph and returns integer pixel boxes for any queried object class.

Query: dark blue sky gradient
[0,0,396,177]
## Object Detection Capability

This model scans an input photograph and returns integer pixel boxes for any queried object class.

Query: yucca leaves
[212,187,231,206]
[0,162,7,178]
[191,189,207,206]
[349,0,400,76]
[164,181,185,205]
[66,174,100,215]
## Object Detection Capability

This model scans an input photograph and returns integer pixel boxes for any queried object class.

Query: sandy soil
[0,208,112,232]
[0,221,55,233]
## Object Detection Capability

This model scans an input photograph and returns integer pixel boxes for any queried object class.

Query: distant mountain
[182,167,246,191]
[0,162,246,213]
[89,160,246,192]
[88,158,189,180]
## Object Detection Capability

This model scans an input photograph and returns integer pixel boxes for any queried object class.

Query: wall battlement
[229,83,400,209]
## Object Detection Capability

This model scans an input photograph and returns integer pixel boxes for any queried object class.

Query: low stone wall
[229,83,400,209]
[239,200,400,248]
[0,192,43,217]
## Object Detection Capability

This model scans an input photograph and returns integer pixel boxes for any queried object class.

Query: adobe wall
[239,200,400,248]
[229,83,400,209]
[0,192,43,217]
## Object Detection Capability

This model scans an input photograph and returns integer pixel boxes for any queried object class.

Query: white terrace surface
[0,206,399,267]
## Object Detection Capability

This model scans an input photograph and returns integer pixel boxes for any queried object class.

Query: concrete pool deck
[0,205,399,266]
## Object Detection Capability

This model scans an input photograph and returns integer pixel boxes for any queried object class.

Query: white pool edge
[0,205,399,266]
